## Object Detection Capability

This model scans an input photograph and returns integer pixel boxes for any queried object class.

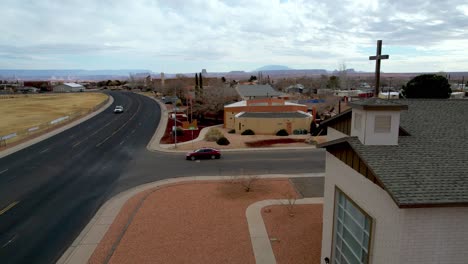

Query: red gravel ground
[89,179,323,264]
[245,138,306,148]
[262,204,323,264]
[160,113,222,144]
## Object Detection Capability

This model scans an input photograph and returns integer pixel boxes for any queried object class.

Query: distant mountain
[255,65,292,71]
[0,69,152,80]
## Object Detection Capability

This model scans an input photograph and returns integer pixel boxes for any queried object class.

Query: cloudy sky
[1,0,468,73]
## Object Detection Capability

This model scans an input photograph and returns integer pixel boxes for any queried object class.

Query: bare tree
[127,73,145,89]
[271,78,296,92]
[282,192,298,217]
[338,62,348,90]
[231,174,259,192]
[192,78,239,121]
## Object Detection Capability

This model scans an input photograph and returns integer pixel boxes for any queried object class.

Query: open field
[0,93,108,144]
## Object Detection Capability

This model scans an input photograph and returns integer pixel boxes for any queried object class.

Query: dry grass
[135,91,156,99]
[0,93,108,137]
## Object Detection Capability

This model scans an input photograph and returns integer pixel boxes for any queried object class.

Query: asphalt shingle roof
[236,84,283,97]
[348,97,408,110]
[323,99,468,207]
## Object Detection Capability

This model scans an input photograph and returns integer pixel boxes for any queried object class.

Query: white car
[114,105,124,113]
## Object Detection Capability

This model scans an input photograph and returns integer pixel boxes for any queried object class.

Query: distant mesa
[0,69,152,81]
[255,65,292,71]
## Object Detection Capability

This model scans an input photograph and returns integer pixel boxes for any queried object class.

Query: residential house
[235,84,283,100]
[224,98,311,134]
[318,98,468,264]
[286,84,305,94]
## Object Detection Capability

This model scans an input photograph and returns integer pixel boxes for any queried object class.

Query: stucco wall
[399,207,468,264]
[224,111,236,129]
[224,104,308,129]
[321,152,403,264]
[235,116,311,135]
[321,152,468,264]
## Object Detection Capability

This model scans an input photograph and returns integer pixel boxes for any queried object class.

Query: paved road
[0,91,160,263]
[0,91,325,264]
[114,149,325,196]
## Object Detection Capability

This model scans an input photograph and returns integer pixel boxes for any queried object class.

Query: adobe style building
[318,98,468,264]
[224,98,312,135]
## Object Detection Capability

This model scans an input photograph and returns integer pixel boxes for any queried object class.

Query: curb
[144,96,322,153]
[0,94,114,159]
[145,97,169,152]
[246,198,324,264]
[57,173,324,264]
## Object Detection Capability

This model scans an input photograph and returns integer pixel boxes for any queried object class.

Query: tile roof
[321,99,468,207]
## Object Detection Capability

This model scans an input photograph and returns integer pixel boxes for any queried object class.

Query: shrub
[172,127,184,136]
[276,129,289,136]
[228,129,236,134]
[216,136,230,145]
[293,129,300,135]
[302,129,308,134]
[241,129,255,135]
[204,128,223,141]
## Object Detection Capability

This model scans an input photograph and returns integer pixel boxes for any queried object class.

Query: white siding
[321,152,468,263]
[350,109,401,145]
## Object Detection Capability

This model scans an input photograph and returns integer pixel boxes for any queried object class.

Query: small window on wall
[374,115,391,133]
[354,113,362,131]
[332,189,372,264]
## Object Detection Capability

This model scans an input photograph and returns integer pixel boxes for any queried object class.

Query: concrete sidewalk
[58,173,324,264]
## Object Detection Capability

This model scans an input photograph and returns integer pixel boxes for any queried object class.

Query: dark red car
[186,148,221,160]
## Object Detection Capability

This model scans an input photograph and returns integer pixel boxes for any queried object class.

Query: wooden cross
[369,40,389,97]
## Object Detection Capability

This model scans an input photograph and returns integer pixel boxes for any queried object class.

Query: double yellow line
[0,201,19,216]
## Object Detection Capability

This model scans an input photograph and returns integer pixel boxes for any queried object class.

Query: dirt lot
[0,92,108,139]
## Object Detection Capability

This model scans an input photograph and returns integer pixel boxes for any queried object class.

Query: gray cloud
[0,0,467,72]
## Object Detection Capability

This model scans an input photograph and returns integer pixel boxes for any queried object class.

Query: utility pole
[174,85,177,148]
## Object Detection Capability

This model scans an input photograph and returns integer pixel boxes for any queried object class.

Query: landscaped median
[0,93,108,147]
